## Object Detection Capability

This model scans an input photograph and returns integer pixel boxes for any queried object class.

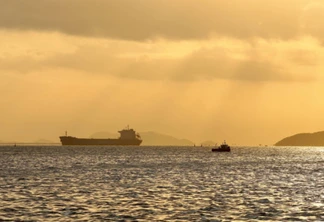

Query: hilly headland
[275,131,324,146]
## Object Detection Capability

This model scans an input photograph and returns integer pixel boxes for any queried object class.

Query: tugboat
[212,141,231,152]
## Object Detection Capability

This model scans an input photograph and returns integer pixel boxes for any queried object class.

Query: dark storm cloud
[0,0,306,40]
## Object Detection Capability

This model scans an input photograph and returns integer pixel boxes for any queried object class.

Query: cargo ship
[59,126,142,146]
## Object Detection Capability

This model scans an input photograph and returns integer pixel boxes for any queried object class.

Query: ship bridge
[119,128,138,139]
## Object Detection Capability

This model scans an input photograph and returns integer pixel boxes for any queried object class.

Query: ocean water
[0,146,323,221]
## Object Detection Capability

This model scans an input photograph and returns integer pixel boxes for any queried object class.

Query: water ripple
[0,146,323,221]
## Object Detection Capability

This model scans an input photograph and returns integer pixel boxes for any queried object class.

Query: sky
[1,0,324,145]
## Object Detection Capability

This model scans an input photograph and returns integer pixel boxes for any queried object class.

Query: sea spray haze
[0,146,324,221]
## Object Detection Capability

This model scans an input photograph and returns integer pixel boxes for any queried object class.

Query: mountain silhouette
[140,131,194,146]
[275,131,324,146]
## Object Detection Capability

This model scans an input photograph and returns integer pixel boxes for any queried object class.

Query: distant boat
[59,126,142,146]
[212,141,231,152]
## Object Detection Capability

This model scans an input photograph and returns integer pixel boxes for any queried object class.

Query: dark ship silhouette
[60,126,142,146]
[212,141,231,152]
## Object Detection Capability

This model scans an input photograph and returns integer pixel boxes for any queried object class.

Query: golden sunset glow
[1,0,324,145]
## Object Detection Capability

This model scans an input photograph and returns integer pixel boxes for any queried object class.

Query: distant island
[275,131,324,146]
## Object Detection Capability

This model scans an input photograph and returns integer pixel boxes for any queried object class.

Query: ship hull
[60,136,142,146]
[211,145,231,152]
[211,148,230,152]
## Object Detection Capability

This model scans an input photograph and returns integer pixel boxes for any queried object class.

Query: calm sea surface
[0,146,323,221]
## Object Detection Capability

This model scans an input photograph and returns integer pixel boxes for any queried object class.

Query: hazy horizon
[1,0,324,145]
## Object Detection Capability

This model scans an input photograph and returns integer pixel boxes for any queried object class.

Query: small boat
[212,141,231,152]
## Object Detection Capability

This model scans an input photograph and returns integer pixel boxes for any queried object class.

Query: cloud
[0,0,309,41]
[301,1,324,39]
[0,31,322,82]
